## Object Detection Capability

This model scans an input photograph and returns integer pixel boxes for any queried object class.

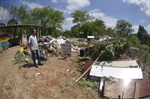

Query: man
[28,29,43,68]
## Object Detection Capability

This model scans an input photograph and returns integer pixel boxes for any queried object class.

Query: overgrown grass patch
[60,82,71,93]
[78,79,98,91]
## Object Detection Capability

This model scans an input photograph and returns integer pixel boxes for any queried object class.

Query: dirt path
[0,46,99,99]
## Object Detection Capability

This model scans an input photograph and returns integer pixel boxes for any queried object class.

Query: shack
[0,24,42,47]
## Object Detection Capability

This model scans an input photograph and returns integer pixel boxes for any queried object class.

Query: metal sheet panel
[89,64,143,79]
[98,60,139,67]
[104,79,136,99]
[135,79,150,98]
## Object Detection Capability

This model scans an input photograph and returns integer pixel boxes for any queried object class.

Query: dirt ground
[0,46,99,99]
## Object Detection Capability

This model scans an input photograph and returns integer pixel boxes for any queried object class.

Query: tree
[30,7,64,35]
[10,6,29,24]
[71,10,93,25]
[80,22,93,38]
[137,25,149,45]
[7,19,18,25]
[93,19,106,36]
[71,23,80,38]
[115,19,133,37]
[128,34,141,46]
[80,19,106,38]
[61,30,72,38]
[71,10,93,37]
[105,27,115,37]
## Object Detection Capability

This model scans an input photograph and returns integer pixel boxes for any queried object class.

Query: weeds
[78,79,98,91]
[60,82,71,93]
[4,85,11,91]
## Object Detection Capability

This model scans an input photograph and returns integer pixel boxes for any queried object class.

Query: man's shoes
[38,63,43,66]
[34,64,39,68]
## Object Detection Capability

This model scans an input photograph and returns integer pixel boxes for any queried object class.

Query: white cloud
[132,24,150,34]
[145,24,150,33]
[89,9,118,28]
[141,19,145,23]
[62,17,75,30]
[66,0,90,11]
[122,0,150,16]
[0,6,9,21]
[20,0,43,9]
[132,25,139,33]
[51,0,58,3]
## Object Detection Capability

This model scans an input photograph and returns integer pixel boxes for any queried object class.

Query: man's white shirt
[28,35,39,50]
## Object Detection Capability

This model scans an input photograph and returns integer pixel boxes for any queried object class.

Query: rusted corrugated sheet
[135,79,150,98]
[83,60,94,78]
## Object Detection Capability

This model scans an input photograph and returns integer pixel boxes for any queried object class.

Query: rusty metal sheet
[135,79,150,98]
[83,60,94,78]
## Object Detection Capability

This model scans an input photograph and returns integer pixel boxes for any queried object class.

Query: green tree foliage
[77,19,106,38]
[61,30,72,38]
[115,19,133,37]
[128,34,141,47]
[105,27,115,37]
[71,10,93,38]
[51,29,61,38]
[0,23,6,34]
[71,10,92,25]
[81,22,94,38]
[10,6,29,24]
[30,7,64,35]
[92,19,106,36]
[137,25,149,45]
[91,38,129,61]
[7,19,18,25]
[71,23,80,38]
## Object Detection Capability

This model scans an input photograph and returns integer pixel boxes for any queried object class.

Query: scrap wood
[75,54,101,83]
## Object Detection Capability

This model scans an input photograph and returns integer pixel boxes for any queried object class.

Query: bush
[91,38,129,61]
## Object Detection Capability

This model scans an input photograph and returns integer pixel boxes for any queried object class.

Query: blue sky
[0,0,150,33]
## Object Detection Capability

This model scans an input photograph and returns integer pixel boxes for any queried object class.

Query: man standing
[28,29,43,68]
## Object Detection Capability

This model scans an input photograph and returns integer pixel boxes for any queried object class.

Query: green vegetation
[115,19,134,37]
[90,38,129,61]
[78,79,98,91]
[60,82,71,93]
[4,85,11,91]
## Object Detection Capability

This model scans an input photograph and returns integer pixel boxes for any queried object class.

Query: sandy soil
[0,46,99,99]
